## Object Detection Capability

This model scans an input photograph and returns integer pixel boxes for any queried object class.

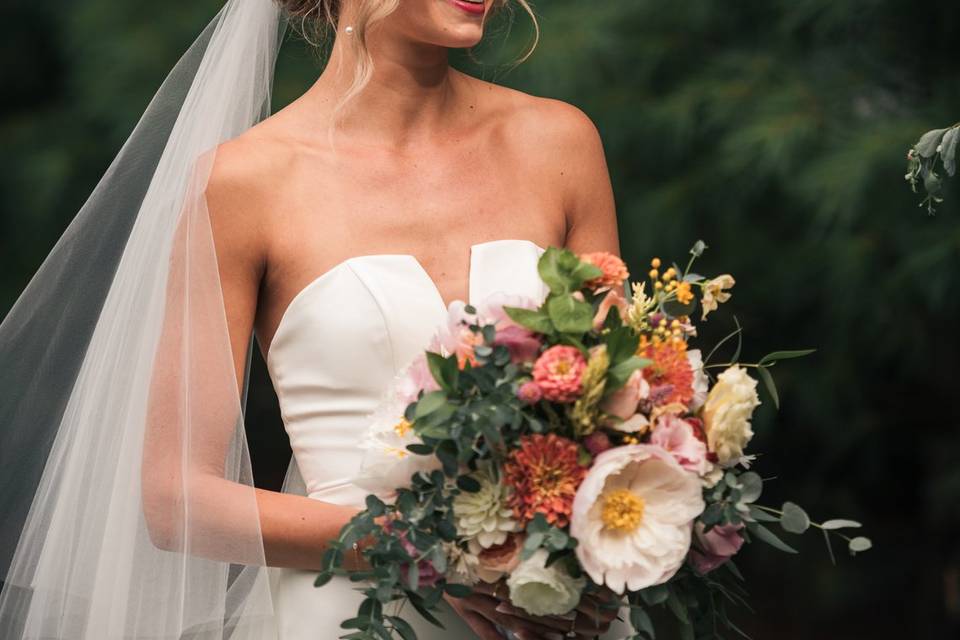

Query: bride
[0,1,626,638]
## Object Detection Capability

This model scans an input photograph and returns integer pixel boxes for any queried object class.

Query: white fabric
[266,239,547,637]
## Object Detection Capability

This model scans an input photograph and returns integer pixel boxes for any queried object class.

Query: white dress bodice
[263,239,548,639]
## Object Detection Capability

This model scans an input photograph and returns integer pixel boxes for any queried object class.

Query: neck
[306,22,467,148]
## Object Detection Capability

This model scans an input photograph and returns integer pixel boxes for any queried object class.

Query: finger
[575,595,620,624]
[459,608,511,640]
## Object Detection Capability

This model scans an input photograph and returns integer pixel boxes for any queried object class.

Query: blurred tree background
[1,0,957,638]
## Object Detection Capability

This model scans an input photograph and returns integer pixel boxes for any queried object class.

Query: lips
[449,0,486,16]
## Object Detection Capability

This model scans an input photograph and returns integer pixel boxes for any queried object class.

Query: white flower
[351,396,441,499]
[506,549,586,617]
[570,445,704,593]
[703,365,761,466]
[686,349,709,412]
[453,464,519,548]
[700,274,735,321]
[443,542,481,586]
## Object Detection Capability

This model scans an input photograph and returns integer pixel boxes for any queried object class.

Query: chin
[393,0,490,49]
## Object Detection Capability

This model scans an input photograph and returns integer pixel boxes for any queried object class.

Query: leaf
[666,589,689,624]
[915,127,948,158]
[426,352,459,392]
[848,536,873,554]
[941,126,958,176]
[314,570,334,588]
[820,519,862,530]
[607,356,651,391]
[780,501,810,534]
[757,349,816,366]
[406,443,433,456]
[547,293,595,333]
[407,593,445,628]
[444,583,473,598]
[640,584,670,606]
[629,605,656,639]
[365,494,386,517]
[414,391,448,419]
[756,365,779,410]
[385,615,417,640]
[456,475,482,493]
[747,504,779,523]
[748,523,798,553]
[504,305,554,334]
[738,471,763,504]
[604,326,640,366]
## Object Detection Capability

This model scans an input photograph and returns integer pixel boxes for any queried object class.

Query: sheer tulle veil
[0,1,287,636]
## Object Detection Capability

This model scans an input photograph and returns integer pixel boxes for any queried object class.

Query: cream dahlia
[570,444,704,593]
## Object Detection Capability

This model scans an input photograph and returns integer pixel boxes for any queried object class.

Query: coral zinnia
[641,341,695,407]
[532,345,586,403]
[504,434,587,527]
[580,252,630,291]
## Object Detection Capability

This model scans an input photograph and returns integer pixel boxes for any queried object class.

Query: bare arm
[552,103,620,256]
[141,142,360,571]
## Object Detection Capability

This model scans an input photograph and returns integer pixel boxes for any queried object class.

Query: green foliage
[906,123,960,214]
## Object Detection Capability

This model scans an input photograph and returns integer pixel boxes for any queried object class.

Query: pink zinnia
[517,381,543,404]
[532,345,586,403]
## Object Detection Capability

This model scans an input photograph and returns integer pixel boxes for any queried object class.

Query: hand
[478,583,622,640]
[444,580,569,640]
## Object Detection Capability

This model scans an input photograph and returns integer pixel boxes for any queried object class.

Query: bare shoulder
[472,80,604,157]
[470,79,618,253]
[204,117,300,269]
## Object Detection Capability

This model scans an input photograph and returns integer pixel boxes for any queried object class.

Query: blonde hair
[277,0,539,119]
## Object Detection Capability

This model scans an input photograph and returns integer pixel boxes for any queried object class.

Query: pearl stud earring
[344,25,354,35]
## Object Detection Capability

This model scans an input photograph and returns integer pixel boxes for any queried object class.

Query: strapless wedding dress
[265,238,632,639]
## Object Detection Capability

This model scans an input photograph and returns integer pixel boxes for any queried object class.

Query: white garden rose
[351,396,441,499]
[570,444,704,593]
[452,464,519,549]
[702,365,761,466]
[506,549,586,617]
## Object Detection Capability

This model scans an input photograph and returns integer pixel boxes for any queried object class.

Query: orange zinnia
[504,433,587,527]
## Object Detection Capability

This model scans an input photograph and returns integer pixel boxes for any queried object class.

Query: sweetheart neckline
[264,238,545,360]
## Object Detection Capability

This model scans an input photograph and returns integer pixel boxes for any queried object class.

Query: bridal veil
[0,1,286,636]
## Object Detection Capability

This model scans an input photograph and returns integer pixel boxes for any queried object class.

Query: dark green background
[2,1,957,637]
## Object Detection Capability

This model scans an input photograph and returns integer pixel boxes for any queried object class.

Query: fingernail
[495,603,511,614]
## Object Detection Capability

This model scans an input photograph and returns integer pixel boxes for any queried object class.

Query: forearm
[255,487,360,570]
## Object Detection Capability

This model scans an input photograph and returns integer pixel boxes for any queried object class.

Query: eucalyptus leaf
[780,501,810,534]
[748,523,798,553]
[757,349,816,366]
[941,126,958,176]
[915,127,948,158]
[738,471,763,503]
[848,536,873,554]
[757,365,779,410]
[820,519,862,530]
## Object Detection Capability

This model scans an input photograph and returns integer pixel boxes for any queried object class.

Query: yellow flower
[675,281,694,305]
[700,274,735,320]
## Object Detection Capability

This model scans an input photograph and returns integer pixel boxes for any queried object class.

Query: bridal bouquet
[317,242,870,639]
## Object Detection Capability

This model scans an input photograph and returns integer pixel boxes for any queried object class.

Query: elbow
[141,474,184,552]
